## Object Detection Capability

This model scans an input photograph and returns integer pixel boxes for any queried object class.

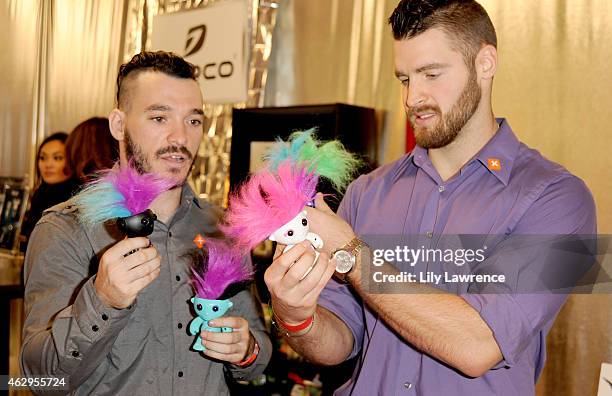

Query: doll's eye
[212,306,219,312]
[287,230,293,237]
[197,304,202,310]
[302,218,308,226]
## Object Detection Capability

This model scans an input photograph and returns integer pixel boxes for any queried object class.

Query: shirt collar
[181,183,203,209]
[407,118,520,186]
[408,144,428,168]
[166,183,204,229]
[472,118,520,186]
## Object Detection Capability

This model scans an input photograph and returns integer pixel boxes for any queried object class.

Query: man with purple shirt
[264,0,596,394]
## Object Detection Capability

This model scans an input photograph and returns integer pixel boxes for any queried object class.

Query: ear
[476,44,497,80]
[108,108,126,141]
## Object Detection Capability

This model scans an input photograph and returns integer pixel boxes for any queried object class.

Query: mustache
[408,105,441,118]
[155,145,193,160]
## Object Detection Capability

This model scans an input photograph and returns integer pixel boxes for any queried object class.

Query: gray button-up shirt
[319,119,597,395]
[21,185,271,395]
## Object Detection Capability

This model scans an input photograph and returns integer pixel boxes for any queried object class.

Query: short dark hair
[66,117,118,182]
[388,0,497,66]
[116,51,197,109]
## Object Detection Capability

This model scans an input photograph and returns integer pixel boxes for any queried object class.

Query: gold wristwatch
[332,237,367,282]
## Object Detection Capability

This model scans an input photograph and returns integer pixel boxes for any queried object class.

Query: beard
[409,68,481,149]
[124,128,195,186]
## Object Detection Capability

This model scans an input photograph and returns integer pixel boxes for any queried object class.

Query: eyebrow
[415,62,450,73]
[145,104,204,115]
[41,150,64,156]
[145,104,171,112]
[395,62,451,78]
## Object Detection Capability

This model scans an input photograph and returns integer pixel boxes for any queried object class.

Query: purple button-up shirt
[318,119,596,395]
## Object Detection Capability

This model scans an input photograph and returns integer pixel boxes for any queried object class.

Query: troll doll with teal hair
[223,130,361,268]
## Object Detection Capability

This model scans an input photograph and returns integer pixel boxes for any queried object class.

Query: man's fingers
[105,237,151,261]
[266,242,310,282]
[202,345,243,362]
[314,192,334,214]
[273,243,287,260]
[126,254,161,282]
[201,339,241,355]
[303,256,337,302]
[282,250,317,288]
[200,330,242,344]
[209,316,246,330]
[127,261,161,291]
[295,253,333,294]
[121,246,159,270]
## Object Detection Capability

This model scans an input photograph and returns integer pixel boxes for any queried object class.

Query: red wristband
[275,313,314,333]
[236,340,259,367]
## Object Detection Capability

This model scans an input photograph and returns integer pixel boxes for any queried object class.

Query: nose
[168,121,188,146]
[405,80,426,109]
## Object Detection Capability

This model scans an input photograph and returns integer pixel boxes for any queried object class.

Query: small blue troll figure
[189,298,234,350]
[188,239,253,352]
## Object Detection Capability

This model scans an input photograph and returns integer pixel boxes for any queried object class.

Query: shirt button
[71,351,80,357]
[175,275,181,282]
[178,371,184,377]
[404,381,412,389]
[92,325,99,332]
[438,185,445,192]
[426,231,433,238]
[178,322,183,329]
[101,314,108,321]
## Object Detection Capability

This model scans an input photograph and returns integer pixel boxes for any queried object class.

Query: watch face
[334,250,354,274]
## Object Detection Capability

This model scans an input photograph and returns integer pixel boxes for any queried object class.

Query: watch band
[349,237,367,254]
[333,237,367,282]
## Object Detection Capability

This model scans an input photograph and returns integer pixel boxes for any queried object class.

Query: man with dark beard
[21,51,271,395]
[264,1,596,395]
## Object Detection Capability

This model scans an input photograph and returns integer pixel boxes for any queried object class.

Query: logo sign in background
[151,0,248,104]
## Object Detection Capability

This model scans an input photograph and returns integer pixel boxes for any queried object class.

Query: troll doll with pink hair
[223,130,361,264]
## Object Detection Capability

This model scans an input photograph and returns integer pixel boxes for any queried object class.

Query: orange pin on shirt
[193,234,206,249]
[487,158,502,171]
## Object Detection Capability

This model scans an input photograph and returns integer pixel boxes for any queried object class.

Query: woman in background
[20,132,79,245]
[65,117,118,184]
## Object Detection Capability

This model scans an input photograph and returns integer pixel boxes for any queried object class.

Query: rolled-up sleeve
[20,215,133,391]
[318,179,366,361]
[462,175,597,368]
[318,280,365,360]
